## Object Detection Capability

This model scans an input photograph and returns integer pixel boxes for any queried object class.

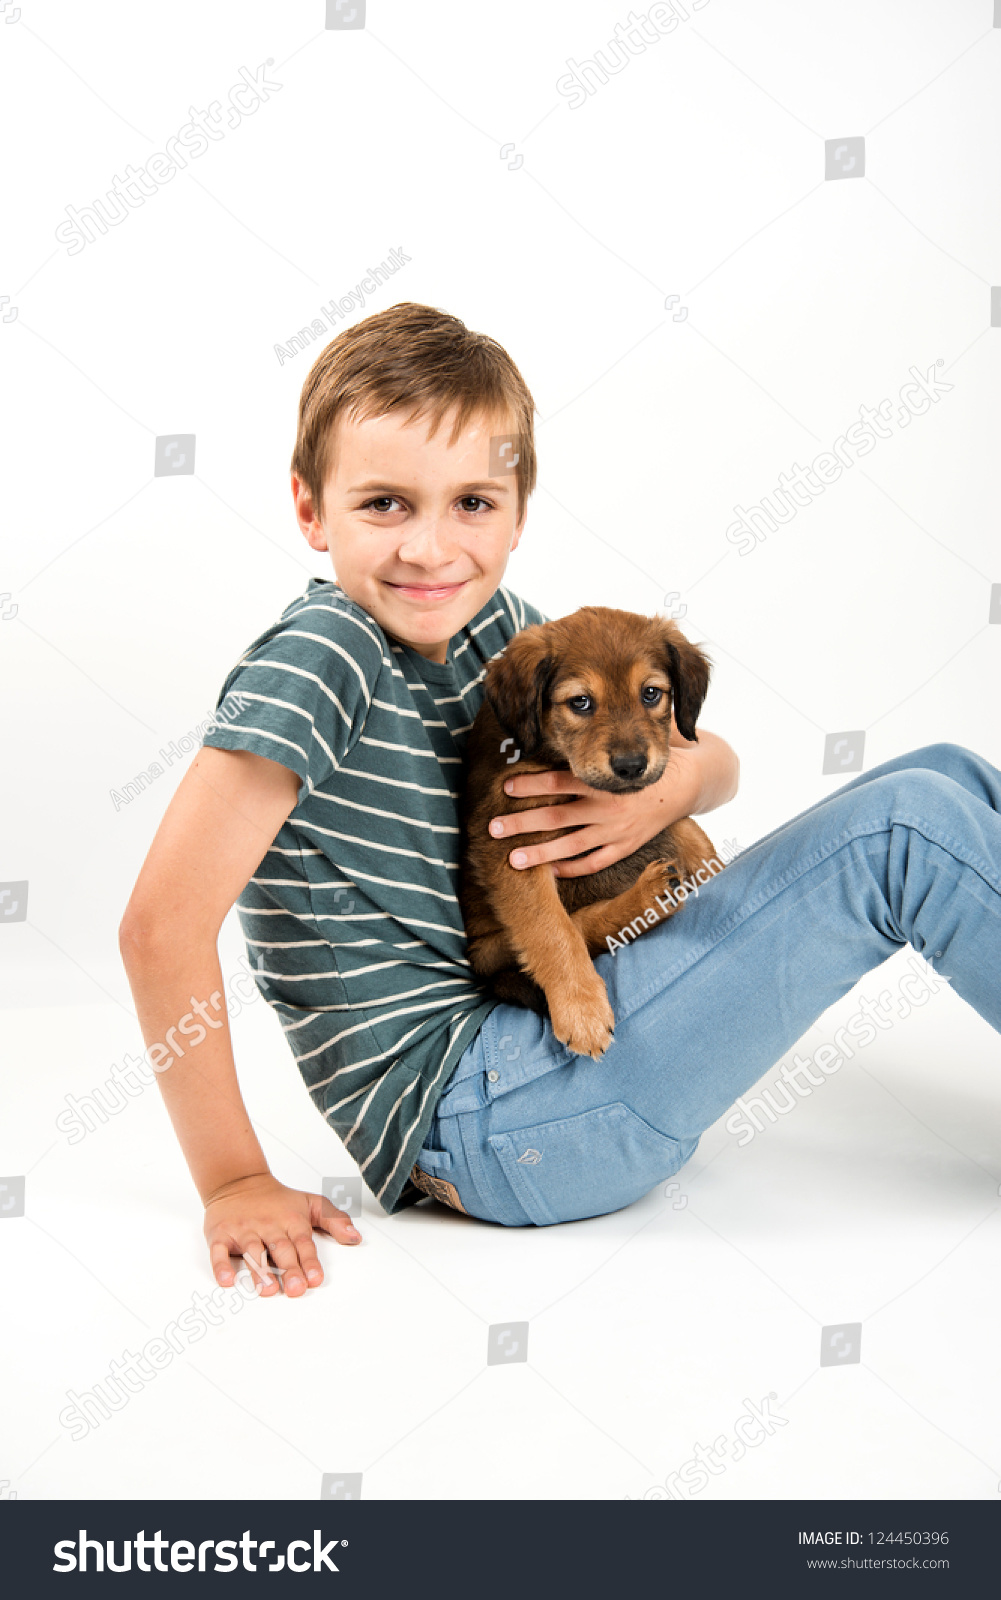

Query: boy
[121,302,1001,1290]
[118,300,739,1296]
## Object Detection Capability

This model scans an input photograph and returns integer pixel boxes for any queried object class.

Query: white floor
[3,942,1000,1503]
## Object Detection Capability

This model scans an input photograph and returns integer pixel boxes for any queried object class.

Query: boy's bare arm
[119,747,293,1200]
[119,747,361,1298]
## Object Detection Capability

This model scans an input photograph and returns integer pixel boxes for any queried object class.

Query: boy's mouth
[384,580,468,602]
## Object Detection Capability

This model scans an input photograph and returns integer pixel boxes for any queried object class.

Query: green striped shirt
[200,576,549,1215]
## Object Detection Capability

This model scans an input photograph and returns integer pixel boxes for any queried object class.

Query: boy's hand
[203,1172,361,1299]
[488,770,667,878]
[487,727,738,879]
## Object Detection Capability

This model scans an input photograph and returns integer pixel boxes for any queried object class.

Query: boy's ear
[292,473,328,551]
[484,626,558,756]
[658,621,712,742]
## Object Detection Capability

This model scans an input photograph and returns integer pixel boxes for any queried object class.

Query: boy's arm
[119,746,362,1298]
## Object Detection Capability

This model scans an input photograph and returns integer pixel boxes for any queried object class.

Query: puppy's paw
[636,858,685,916]
[549,973,616,1060]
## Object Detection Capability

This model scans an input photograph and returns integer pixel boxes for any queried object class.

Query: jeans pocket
[434,1009,577,1120]
[486,1101,692,1226]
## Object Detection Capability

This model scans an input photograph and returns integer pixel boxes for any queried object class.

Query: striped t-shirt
[200,576,549,1216]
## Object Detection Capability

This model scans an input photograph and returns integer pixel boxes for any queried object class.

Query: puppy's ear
[484,625,558,755]
[659,621,712,741]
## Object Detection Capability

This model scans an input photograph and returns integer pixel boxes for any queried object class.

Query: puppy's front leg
[499,866,616,1059]
[571,859,685,957]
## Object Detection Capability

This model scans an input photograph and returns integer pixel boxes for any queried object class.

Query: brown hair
[290,301,538,524]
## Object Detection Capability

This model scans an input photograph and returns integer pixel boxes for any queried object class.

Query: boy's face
[293,404,527,665]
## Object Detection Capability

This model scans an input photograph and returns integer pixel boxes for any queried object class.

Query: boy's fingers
[237,1234,282,1296]
[312,1193,362,1244]
[261,1235,307,1296]
[287,1227,325,1288]
[209,1239,238,1286]
[489,803,566,837]
[508,831,602,870]
[545,844,620,879]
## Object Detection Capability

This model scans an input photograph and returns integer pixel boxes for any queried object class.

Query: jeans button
[487,1070,500,1082]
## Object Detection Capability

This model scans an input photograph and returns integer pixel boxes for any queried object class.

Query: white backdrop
[2,0,1001,1507]
[2,0,998,1004]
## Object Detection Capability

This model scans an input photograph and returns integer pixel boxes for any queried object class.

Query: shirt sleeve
[199,603,384,807]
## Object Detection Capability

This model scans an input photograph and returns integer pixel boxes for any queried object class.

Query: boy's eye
[361,495,493,514]
[641,686,664,705]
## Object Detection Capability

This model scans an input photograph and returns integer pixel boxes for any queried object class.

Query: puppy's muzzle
[610,751,648,782]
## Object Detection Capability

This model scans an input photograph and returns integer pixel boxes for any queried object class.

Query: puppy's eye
[641,686,664,706]
[567,694,593,715]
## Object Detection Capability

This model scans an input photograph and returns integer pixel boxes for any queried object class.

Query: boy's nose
[398,524,457,563]
[399,517,452,550]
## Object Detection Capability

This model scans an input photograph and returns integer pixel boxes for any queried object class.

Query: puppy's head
[484,607,712,791]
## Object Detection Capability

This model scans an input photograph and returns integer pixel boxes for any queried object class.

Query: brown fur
[458,606,723,1059]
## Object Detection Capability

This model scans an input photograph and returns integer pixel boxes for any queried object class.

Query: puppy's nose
[611,752,647,781]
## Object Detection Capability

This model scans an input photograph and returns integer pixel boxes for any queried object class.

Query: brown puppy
[459,606,722,1060]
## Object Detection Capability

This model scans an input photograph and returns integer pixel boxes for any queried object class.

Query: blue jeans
[416,744,1001,1226]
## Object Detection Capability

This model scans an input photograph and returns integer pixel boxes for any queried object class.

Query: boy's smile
[292,405,526,665]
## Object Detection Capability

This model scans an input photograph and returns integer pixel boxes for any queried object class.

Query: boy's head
[290,302,538,665]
